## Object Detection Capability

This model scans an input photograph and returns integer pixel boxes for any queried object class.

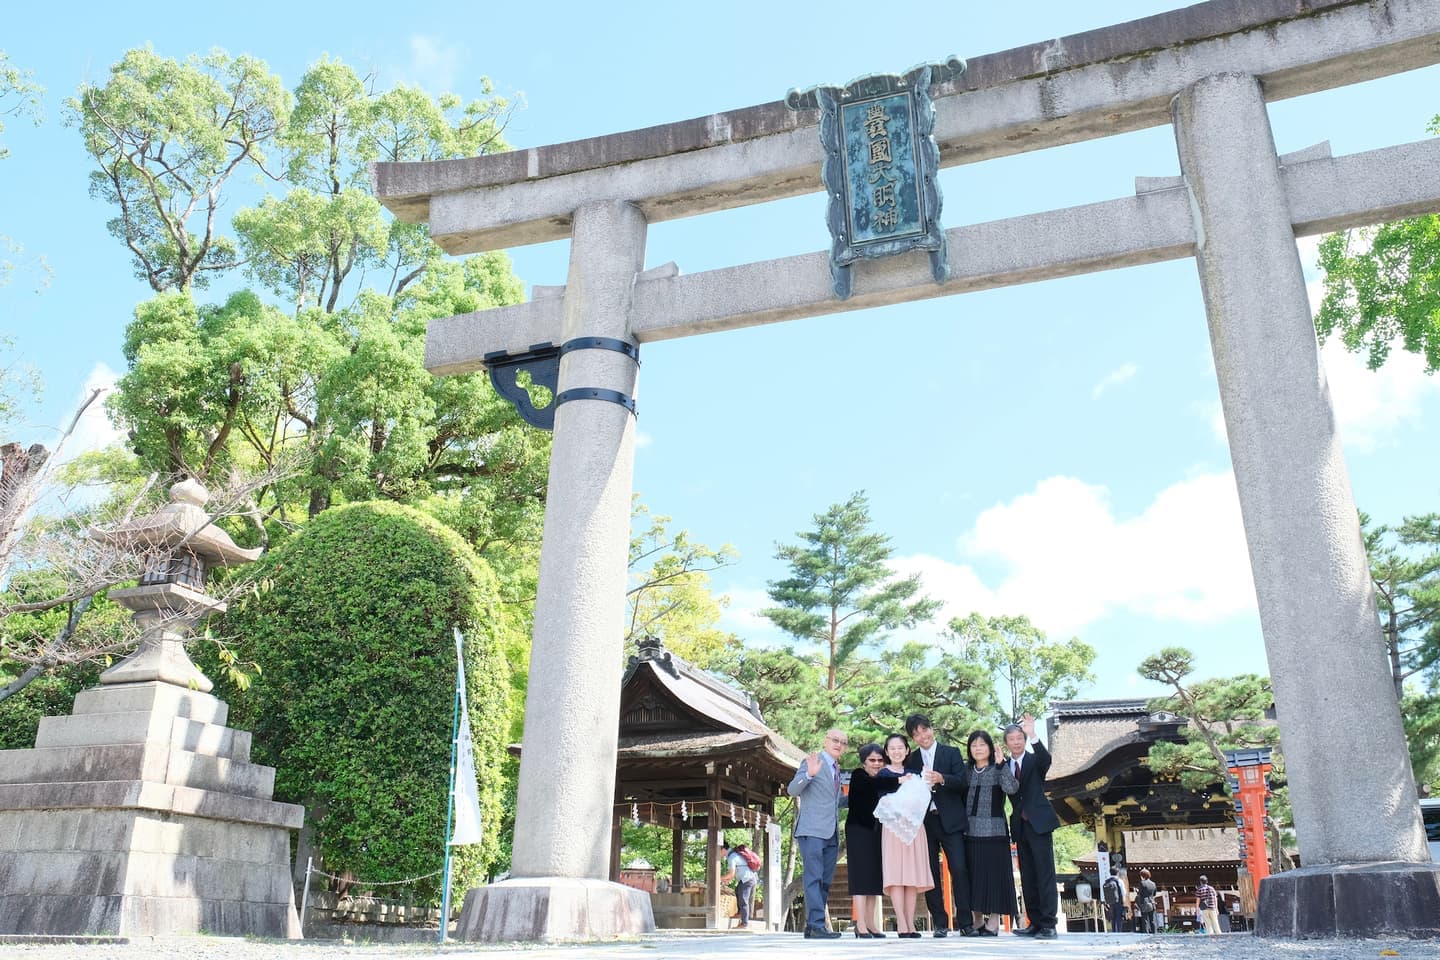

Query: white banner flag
[450,629,484,846]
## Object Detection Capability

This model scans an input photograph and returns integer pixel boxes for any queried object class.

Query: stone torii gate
[375,0,1440,941]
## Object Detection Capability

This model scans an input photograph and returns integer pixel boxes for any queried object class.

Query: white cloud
[55,363,123,466]
[893,472,1256,637]
[717,586,781,637]
[404,35,464,94]
[1321,337,1439,452]
[635,430,654,450]
[1091,362,1138,399]
[1300,276,1440,452]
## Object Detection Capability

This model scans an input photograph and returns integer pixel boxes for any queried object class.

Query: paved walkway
[4,931,1439,960]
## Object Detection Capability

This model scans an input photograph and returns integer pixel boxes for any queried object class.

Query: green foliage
[203,501,522,902]
[947,612,1097,725]
[70,46,291,292]
[1402,692,1440,792]
[0,659,102,750]
[626,501,739,668]
[763,491,939,690]
[0,50,44,161]
[0,335,41,432]
[1051,823,1096,875]
[1364,512,1440,697]
[1138,646,1283,796]
[1,52,47,290]
[1315,111,1440,375]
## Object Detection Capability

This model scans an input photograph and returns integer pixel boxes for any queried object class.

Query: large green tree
[625,501,738,668]
[1139,646,1289,872]
[204,501,521,902]
[71,47,290,293]
[762,491,939,690]
[1364,512,1440,699]
[946,612,1097,726]
[93,51,547,557]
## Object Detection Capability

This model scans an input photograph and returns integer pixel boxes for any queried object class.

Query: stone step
[164,750,275,801]
[35,712,247,760]
[0,742,275,800]
[170,718,251,763]
[71,682,228,726]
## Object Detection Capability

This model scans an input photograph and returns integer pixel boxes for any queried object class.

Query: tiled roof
[1048,717,1142,780]
[1124,827,1239,863]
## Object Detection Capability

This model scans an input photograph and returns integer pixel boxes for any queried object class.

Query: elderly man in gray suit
[788,727,849,939]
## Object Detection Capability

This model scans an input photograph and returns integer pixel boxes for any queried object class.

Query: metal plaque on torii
[788,57,964,299]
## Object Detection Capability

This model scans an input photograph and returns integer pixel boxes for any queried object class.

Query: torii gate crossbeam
[376,0,1440,942]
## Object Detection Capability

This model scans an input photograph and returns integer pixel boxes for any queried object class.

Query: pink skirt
[881,822,933,891]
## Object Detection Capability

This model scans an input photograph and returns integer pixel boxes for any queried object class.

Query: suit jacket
[1006,738,1061,834]
[787,755,846,839]
[904,742,970,836]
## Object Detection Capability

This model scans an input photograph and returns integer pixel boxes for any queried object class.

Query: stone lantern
[95,478,261,692]
[0,480,304,939]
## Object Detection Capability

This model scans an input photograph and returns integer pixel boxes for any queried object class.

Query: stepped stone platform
[0,680,304,938]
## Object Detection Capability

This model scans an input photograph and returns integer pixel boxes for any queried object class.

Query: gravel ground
[1,933,1438,960]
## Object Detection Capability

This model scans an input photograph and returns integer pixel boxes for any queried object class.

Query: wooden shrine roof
[616,637,805,782]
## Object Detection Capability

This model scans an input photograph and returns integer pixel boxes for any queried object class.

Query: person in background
[844,742,891,938]
[1195,874,1221,935]
[1136,868,1158,934]
[1103,867,1126,933]
[962,729,1019,936]
[787,728,849,939]
[720,839,757,929]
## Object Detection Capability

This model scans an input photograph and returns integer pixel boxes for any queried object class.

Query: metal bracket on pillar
[486,337,641,430]
[485,342,561,430]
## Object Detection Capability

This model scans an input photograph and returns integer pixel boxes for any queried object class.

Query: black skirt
[965,835,1017,916]
[845,822,884,896]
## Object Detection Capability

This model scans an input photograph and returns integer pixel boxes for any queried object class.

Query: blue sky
[4,2,1439,706]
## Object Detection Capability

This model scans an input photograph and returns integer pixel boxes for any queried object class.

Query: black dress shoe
[977,927,998,937]
[932,928,948,937]
[870,931,886,938]
[900,931,921,938]
[958,927,982,937]
[1034,927,1058,939]
[1013,925,1039,936]
[804,928,841,939]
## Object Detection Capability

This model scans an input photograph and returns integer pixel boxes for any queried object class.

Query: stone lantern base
[0,681,303,937]
[1257,861,1440,938]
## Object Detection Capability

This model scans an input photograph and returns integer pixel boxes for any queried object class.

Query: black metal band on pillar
[554,337,640,418]
[483,337,639,431]
[554,388,637,415]
[559,336,640,363]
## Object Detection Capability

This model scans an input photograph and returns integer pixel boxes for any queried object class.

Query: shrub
[206,501,516,902]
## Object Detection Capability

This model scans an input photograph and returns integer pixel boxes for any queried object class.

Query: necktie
[832,762,840,794]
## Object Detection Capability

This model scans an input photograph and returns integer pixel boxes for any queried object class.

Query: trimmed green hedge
[206,501,515,902]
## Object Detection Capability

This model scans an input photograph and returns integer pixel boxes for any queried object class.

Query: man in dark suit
[903,713,977,937]
[1005,713,1062,940]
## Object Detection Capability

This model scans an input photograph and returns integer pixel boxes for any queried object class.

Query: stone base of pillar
[453,877,655,942]
[1257,861,1440,938]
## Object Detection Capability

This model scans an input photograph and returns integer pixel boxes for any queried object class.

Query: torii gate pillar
[452,200,655,941]
[1176,73,1440,937]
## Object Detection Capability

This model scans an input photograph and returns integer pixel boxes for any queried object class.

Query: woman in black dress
[963,729,1019,936]
[845,742,891,937]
